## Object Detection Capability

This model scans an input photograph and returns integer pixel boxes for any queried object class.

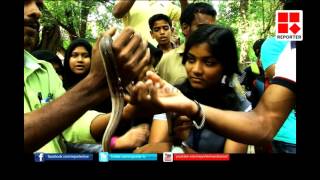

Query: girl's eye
[204,59,218,66]
[187,57,196,63]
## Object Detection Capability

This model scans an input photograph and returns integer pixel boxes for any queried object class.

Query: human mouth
[190,77,203,83]
[24,20,40,32]
[75,65,85,70]
[160,37,167,41]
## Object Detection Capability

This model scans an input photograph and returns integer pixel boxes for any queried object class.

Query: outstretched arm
[24,27,116,152]
[200,84,295,145]
[112,0,135,18]
[127,71,295,145]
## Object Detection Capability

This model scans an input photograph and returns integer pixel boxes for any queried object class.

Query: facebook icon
[34,153,45,162]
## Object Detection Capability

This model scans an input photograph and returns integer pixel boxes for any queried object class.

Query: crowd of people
[24,0,297,154]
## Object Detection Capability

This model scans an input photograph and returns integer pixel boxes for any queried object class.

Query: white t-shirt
[274,41,296,83]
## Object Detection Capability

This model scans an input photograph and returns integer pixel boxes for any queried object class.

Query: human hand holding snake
[98,27,150,152]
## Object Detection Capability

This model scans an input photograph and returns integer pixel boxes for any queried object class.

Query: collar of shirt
[177,43,185,56]
[24,50,42,70]
[24,50,47,81]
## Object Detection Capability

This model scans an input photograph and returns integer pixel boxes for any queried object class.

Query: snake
[99,35,125,152]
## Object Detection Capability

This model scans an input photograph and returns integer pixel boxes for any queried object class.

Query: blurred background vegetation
[37,0,282,71]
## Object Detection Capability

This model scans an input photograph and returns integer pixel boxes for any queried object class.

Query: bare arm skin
[24,64,110,153]
[149,115,247,153]
[224,139,247,153]
[112,0,135,18]
[149,120,170,143]
[200,84,295,145]
[127,71,296,146]
[24,27,150,152]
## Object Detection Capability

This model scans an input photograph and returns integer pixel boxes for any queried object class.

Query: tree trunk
[37,25,61,52]
[238,0,250,70]
[261,1,282,37]
[35,4,62,53]
[79,0,91,38]
[64,8,78,41]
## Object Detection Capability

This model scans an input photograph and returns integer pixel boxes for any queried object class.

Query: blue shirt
[261,38,296,144]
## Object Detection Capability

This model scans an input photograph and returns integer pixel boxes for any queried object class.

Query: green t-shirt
[24,50,102,153]
[155,44,187,85]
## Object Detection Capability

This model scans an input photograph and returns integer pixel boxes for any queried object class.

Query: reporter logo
[276,10,303,41]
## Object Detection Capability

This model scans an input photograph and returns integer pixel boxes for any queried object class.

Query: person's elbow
[24,134,38,153]
[112,7,125,18]
[255,113,279,145]
[24,139,33,153]
[259,130,275,145]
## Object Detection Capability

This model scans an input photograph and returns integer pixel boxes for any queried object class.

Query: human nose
[74,55,84,62]
[26,1,42,19]
[191,60,203,75]
[160,28,165,34]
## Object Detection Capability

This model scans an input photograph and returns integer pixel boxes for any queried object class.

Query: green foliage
[62,40,70,50]
[40,0,281,65]
[40,0,121,47]
[218,0,282,65]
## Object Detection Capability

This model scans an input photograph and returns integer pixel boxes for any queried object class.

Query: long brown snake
[99,35,124,152]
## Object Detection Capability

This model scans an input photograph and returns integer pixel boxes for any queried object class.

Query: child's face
[151,20,172,46]
[69,46,91,75]
[185,42,224,90]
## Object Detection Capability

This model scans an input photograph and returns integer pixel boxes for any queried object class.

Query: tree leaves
[218,0,282,68]
[39,0,282,68]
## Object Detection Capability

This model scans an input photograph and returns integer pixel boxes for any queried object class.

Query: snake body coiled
[99,36,125,152]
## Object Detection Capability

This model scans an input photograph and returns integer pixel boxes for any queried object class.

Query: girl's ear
[181,23,190,37]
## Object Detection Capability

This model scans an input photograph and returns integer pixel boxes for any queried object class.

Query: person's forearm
[89,105,145,143]
[199,85,295,145]
[135,71,295,146]
[201,106,270,145]
[90,114,110,142]
[224,139,248,153]
[24,75,109,152]
[113,0,135,18]
[149,120,170,143]
[145,72,276,145]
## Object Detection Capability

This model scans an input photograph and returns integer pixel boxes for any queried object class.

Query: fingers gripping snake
[99,35,124,152]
